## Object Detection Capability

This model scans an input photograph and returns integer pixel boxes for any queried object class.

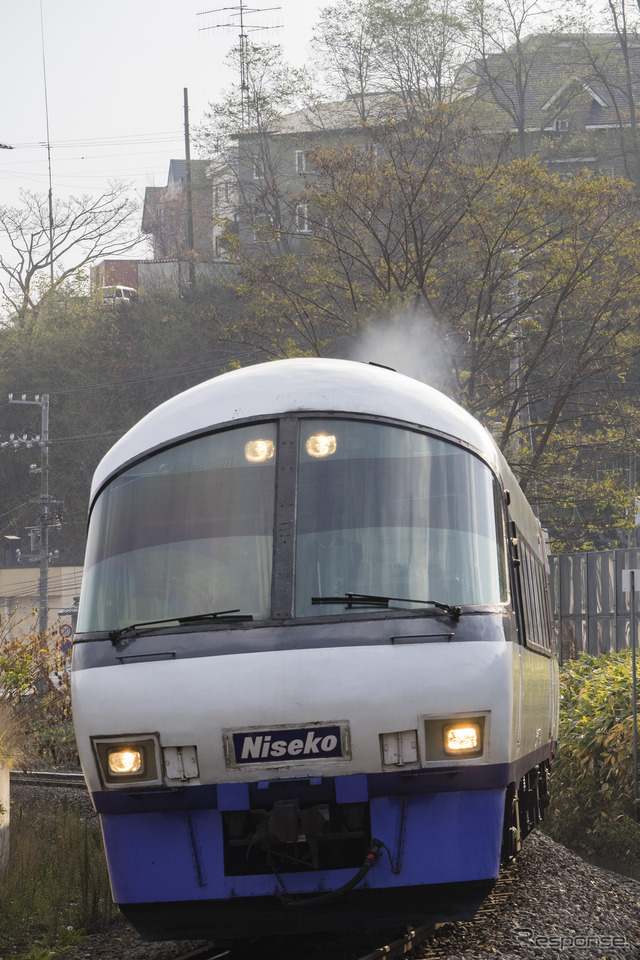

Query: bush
[545,650,640,863]
[0,700,25,770]
[0,629,77,768]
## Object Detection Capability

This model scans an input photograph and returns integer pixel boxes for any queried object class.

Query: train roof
[90,359,537,541]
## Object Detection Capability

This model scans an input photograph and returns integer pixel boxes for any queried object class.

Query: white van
[102,285,138,304]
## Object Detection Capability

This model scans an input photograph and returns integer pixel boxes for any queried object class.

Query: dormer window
[554,118,569,133]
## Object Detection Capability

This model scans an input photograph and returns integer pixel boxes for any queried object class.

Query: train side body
[71,359,558,940]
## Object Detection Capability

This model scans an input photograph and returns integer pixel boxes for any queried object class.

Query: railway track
[169,927,440,960]
[10,769,86,788]
[173,946,231,960]
[351,925,439,960]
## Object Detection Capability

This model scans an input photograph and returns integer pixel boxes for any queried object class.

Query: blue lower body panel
[101,787,504,905]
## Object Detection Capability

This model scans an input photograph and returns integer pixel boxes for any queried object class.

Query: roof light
[306,434,337,458]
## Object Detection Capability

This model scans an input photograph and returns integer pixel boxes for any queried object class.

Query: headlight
[421,714,487,763]
[444,721,481,755]
[92,735,162,788]
[108,747,143,775]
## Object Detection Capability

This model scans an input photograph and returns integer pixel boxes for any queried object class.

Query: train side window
[517,534,551,652]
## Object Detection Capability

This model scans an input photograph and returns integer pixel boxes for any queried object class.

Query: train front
[71,360,525,941]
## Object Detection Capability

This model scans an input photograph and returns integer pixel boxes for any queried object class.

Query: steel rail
[10,769,87,788]
[173,946,230,960]
[356,925,439,960]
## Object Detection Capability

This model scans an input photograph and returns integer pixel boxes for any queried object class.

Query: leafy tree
[0,628,74,766]
[319,146,640,546]
[205,88,640,548]
[0,284,240,562]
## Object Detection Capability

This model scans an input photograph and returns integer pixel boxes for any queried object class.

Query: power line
[0,571,83,599]
[0,353,250,406]
[6,131,184,150]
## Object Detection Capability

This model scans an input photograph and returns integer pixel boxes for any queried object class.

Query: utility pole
[7,394,52,635]
[184,87,197,292]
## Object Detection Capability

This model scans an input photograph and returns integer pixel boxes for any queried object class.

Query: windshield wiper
[312,592,461,619]
[109,609,254,644]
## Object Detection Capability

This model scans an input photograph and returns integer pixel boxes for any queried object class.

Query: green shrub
[545,650,640,863]
[0,700,25,769]
[0,630,77,768]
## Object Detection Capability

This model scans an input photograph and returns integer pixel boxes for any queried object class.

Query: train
[71,358,559,941]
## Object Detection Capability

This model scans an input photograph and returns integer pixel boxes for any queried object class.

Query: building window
[296,150,306,175]
[296,203,311,234]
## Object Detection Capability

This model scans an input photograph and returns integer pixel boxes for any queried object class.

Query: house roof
[462,33,640,131]
[227,34,640,142]
[273,93,397,136]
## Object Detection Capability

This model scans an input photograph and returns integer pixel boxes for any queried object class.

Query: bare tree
[311,0,381,119]
[461,0,569,158]
[568,1,640,185]
[0,182,140,321]
[312,0,468,113]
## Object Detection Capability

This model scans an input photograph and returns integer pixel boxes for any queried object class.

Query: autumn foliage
[0,629,76,768]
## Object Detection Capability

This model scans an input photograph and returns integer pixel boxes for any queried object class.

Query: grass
[0,794,117,958]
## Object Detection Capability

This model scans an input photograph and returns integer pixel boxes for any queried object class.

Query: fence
[548,550,640,661]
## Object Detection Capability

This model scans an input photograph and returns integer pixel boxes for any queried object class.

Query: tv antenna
[198,2,282,130]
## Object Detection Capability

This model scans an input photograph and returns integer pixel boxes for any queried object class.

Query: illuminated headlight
[245,439,275,462]
[422,714,487,764]
[92,735,162,788]
[305,434,337,458]
[108,747,143,775]
[444,721,482,756]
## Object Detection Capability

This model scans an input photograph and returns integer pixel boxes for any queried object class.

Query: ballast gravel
[413,830,640,960]
[53,829,638,960]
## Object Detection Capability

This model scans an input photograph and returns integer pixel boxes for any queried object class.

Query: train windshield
[77,417,508,635]
[78,423,277,632]
[295,420,507,616]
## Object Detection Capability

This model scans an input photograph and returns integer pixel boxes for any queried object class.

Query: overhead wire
[0,350,251,410]
[7,131,184,150]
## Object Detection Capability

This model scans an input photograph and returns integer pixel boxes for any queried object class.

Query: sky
[0,0,325,235]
